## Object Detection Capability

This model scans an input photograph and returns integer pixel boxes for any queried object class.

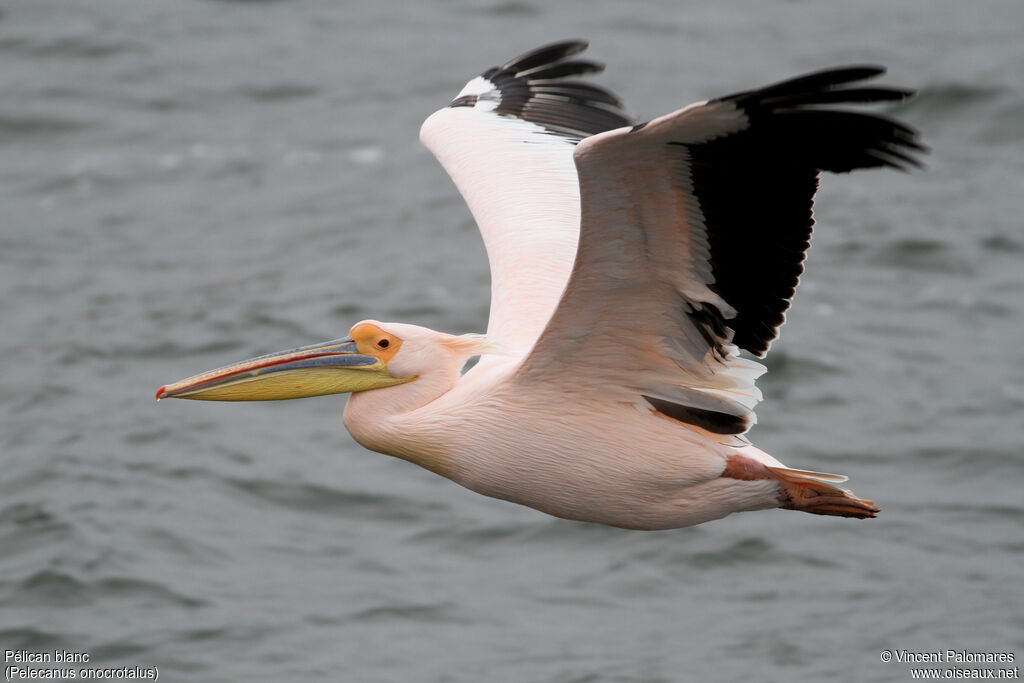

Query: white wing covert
[419,41,633,354]
[514,66,925,445]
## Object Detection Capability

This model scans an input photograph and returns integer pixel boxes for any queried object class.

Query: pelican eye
[351,323,401,360]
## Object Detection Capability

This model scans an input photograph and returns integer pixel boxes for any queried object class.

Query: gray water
[3,1,1023,681]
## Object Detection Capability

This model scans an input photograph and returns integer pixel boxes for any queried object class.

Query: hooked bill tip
[156,385,167,401]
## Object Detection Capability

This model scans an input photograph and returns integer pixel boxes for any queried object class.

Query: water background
[2,1,1023,681]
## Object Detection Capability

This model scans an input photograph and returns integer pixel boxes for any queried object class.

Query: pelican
[158,41,923,530]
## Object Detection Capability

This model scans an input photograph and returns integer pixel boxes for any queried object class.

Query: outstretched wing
[513,66,925,444]
[420,41,633,354]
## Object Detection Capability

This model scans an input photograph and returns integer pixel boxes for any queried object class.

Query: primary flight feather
[158,41,924,529]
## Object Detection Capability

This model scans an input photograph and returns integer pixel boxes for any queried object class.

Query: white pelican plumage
[158,41,924,529]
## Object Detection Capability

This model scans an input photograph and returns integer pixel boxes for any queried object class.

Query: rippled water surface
[3,1,1023,681]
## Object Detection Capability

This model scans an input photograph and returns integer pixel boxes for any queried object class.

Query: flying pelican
[158,41,923,530]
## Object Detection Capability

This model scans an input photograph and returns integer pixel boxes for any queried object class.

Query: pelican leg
[769,467,880,519]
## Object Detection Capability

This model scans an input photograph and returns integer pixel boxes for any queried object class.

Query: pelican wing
[420,41,632,353]
[514,66,925,444]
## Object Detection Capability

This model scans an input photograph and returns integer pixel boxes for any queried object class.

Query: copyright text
[880,649,1018,680]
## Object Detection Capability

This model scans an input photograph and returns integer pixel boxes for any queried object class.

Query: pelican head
[157,321,499,403]
[156,321,420,401]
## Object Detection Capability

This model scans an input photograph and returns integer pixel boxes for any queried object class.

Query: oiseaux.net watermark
[880,650,1018,680]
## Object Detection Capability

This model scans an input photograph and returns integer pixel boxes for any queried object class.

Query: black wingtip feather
[500,40,589,74]
[763,86,915,107]
[688,64,925,357]
[723,68,927,174]
[518,59,606,81]
[458,40,633,140]
[733,65,889,102]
